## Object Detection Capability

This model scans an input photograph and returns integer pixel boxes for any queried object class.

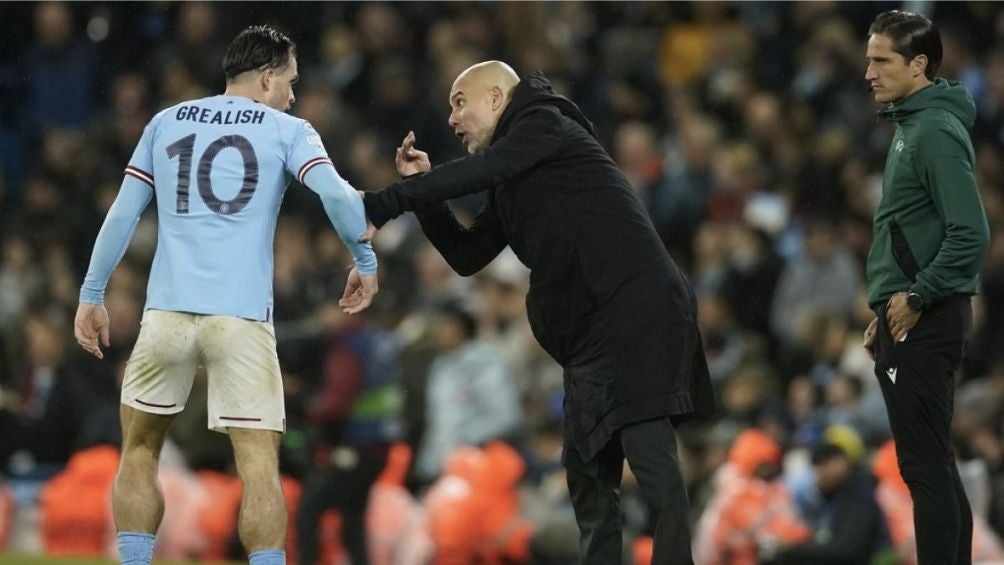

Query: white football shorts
[121,309,285,433]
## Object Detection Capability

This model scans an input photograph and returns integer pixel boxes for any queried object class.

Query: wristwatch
[906,292,926,312]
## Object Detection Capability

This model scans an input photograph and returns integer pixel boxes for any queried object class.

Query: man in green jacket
[862,10,990,565]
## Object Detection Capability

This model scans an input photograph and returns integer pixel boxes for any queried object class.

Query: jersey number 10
[166,134,259,215]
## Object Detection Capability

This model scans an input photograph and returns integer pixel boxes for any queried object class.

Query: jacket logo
[895,140,904,152]
[886,367,897,384]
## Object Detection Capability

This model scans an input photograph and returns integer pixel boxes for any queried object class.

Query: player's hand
[396,131,431,177]
[74,302,110,359]
[338,267,378,314]
[862,317,878,360]
[885,292,920,343]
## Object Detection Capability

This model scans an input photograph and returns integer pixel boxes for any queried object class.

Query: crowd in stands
[1,2,1004,563]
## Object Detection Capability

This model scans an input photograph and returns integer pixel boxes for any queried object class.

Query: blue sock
[117,532,155,565]
[249,550,286,565]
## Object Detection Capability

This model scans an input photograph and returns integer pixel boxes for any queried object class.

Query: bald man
[355,62,713,564]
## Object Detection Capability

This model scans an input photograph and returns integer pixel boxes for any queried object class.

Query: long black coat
[365,72,713,461]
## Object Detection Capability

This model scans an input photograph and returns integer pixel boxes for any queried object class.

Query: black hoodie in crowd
[364,72,713,460]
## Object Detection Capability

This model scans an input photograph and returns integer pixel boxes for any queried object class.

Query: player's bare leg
[113,405,174,564]
[230,428,286,554]
[113,405,175,533]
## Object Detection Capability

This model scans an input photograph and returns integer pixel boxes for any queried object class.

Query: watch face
[907,294,923,310]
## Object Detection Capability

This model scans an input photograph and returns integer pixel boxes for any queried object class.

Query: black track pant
[873,294,973,565]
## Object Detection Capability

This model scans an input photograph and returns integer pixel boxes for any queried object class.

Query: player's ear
[260,68,272,92]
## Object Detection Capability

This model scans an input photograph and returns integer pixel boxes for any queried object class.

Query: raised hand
[396,130,431,177]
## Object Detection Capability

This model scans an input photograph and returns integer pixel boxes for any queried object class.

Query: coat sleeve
[364,107,565,228]
[414,200,509,277]
[911,125,990,304]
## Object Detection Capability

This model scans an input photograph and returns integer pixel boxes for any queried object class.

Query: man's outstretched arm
[364,107,564,228]
[415,202,508,277]
[370,131,508,276]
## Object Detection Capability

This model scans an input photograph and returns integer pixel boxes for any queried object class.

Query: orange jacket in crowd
[40,445,119,556]
[694,429,810,565]
[0,480,13,550]
[368,443,424,565]
[412,442,531,565]
[873,440,1004,565]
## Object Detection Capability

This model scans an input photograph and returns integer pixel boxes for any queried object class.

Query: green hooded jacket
[866,78,990,310]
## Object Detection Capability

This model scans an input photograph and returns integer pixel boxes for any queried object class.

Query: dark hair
[222,25,296,81]
[439,302,478,340]
[810,442,848,465]
[869,10,942,80]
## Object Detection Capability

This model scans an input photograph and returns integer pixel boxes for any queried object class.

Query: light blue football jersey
[122,94,365,321]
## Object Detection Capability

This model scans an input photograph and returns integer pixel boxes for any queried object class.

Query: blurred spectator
[770,216,861,355]
[5,308,104,470]
[661,114,717,265]
[697,293,748,385]
[0,235,42,335]
[155,2,224,92]
[39,445,118,556]
[974,49,1004,145]
[694,428,810,565]
[90,73,154,176]
[719,361,782,430]
[412,443,532,564]
[786,377,826,448]
[366,443,422,565]
[412,303,521,485]
[297,306,402,565]
[0,123,24,206]
[19,2,99,136]
[768,442,890,564]
[719,222,784,341]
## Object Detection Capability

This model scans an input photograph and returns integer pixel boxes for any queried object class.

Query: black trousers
[873,295,973,565]
[296,446,389,565]
[564,417,693,565]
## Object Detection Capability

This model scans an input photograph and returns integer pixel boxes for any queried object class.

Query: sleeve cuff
[79,287,104,305]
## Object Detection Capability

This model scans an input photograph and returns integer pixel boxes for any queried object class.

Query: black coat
[365,72,713,460]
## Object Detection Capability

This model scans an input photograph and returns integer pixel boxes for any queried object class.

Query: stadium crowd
[1,1,1004,563]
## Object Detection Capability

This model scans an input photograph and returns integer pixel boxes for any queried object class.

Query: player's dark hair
[223,25,296,81]
[869,10,942,80]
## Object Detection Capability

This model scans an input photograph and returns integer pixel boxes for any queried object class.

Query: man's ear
[911,54,929,79]
[490,85,505,111]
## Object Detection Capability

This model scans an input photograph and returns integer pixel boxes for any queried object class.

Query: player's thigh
[119,404,175,452]
[197,316,285,433]
[121,310,200,415]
